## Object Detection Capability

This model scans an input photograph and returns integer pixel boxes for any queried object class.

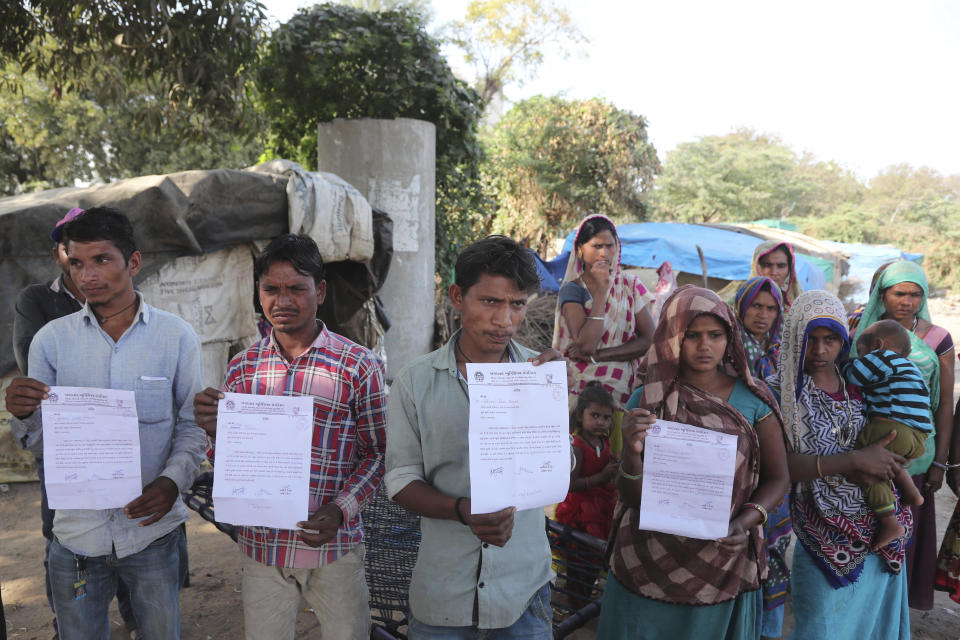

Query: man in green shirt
[386,235,558,638]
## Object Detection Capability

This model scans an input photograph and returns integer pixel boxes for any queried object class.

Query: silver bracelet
[588,316,605,320]
[931,461,960,470]
[589,355,597,364]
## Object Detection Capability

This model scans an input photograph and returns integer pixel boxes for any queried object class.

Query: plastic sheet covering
[138,245,257,344]
[248,159,374,263]
[560,222,828,290]
[820,239,924,304]
[0,164,393,375]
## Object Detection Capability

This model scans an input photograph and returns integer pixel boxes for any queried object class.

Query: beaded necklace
[813,366,855,447]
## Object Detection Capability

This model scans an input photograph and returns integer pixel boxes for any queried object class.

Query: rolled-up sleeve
[384,373,426,499]
[159,328,207,492]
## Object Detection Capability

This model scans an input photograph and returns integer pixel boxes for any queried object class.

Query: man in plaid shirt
[194,234,386,639]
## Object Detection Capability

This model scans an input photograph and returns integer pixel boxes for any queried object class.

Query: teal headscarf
[851,261,930,352]
[851,260,939,473]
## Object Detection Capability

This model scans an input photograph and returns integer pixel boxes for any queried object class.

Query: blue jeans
[48,528,182,640]
[408,582,553,639]
[38,457,139,635]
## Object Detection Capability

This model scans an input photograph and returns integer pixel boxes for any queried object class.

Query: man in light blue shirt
[5,207,205,640]
[386,236,557,638]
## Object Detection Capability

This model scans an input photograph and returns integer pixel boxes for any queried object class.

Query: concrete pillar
[317,118,436,379]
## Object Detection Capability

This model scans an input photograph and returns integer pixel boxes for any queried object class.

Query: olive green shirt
[385,332,554,629]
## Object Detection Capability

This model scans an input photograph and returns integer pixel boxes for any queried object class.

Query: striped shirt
[219,325,386,568]
[841,349,932,432]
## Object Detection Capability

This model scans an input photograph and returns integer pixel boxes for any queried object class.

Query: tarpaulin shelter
[0,160,393,481]
[530,222,836,293]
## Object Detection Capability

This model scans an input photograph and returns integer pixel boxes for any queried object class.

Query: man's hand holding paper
[212,392,314,529]
[466,361,571,514]
[41,386,143,510]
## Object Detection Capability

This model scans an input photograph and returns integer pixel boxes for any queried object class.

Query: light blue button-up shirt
[11,295,206,558]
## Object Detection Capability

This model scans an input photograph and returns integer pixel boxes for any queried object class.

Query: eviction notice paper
[467,361,570,514]
[213,392,313,529]
[42,386,142,510]
[636,420,738,540]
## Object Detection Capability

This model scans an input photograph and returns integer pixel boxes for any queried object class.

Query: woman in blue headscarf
[734,276,782,381]
[734,276,789,638]
[850,260,955,610]
[771,290,912,639]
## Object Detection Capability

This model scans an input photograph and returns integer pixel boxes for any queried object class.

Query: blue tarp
[528,249,563,291]
[544,222,824,291]
[820,240,923,304]
[533,223,921,303]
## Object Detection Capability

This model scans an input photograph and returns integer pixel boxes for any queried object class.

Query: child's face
[581,402,613,439]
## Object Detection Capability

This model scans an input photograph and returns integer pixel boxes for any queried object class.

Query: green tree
[0,56,262,196]
[865,164,960,225]
[256,3,486,280]
[483,95,659,252]
[650,129,814,223]
[0,1,266,131]
[448,0,586,105]
[336,0,433,20]
[794,155,864,218]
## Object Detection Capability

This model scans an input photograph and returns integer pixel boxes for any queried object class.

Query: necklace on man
[455,339,508,365]
[96,298,137,324]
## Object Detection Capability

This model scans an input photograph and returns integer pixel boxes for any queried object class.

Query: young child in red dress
[557,383,619,539]
[556,383,618,607]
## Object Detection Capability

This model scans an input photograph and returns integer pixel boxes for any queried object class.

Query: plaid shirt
[219,325,386,568]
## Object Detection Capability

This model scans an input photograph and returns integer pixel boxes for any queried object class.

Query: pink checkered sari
[552,215,653,408]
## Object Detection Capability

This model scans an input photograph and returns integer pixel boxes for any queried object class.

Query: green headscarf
[851,261,931,350]
[851,260,939,474]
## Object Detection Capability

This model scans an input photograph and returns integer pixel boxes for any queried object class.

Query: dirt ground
[5,298,960,639]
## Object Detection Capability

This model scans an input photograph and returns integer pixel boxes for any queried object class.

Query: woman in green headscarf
[850,260,956,610]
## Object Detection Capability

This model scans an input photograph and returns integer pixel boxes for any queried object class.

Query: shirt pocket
[134,376,174,424]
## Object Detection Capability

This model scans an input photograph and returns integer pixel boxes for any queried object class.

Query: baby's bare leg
[873,512,907,550]
[894,467,924,506]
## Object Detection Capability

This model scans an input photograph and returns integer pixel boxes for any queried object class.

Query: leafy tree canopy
[0,54,262,196]
[483,95,659,252]
[336,0,433,21]
[0,1,266,131]
[650,129,816,223]
[448,0,586,105]
[256,3,486,280]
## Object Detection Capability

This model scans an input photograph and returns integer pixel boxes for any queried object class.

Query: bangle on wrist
[454,497,468,525]
[588,316,605,321]
[619,463,643,481]
[816,455,824,478]
[931,461,960,470]
[742,501,768,525]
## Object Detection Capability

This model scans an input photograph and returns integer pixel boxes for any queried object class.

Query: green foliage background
[482,95,659,253]
[4,1,960,292]
[256,3,487,282]
[651,130,960,290]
